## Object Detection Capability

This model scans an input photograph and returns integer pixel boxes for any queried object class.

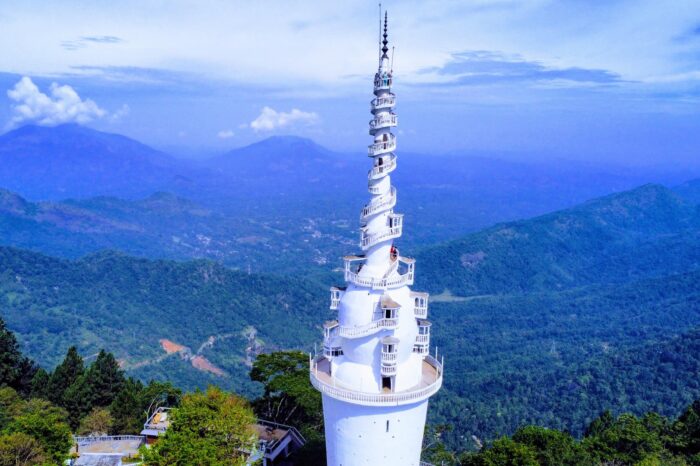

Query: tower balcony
[368,135,396,157]
[333,294,401,339]
[368,155,397,180]
[323,321,343,359]
[413,320,431,356]
[310,354,443,407]
[381,336,399,376]
[369,114,398,135]
[360,224,402,250]
[411,291,429,319]
[374,73,393,91]
[360,187,396,221]
[329,287,345,310]
[343,255,415,290]
[323,320,339,339]
[371,94,396,114]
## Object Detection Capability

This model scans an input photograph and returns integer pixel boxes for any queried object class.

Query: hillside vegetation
[0,247,327,394]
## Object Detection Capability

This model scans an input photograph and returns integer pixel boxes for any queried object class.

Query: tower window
[386,420,390,432]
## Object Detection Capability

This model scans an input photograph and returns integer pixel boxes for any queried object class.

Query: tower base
[322,394,429,466]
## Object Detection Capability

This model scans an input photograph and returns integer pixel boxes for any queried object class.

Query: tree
[87,350,125,407]
[110,378,144,435]
[673,400,700,458]
[250,351,324,463]
[78,407,113,436]
[62,374,94,430]
[29,368,50,400]
[583,413,664,465]
[512,426,593,466]
[479,437,539,466]
[250,351,322,430]
[141,386,257,466]
[0,318,36,396]
[6,398,72,465]
[0,432,48,466]
[47,346,84,406]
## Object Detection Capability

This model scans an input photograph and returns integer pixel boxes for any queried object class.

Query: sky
[0,0,699,167]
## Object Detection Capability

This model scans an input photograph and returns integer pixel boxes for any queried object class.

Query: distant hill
[0,124,198,200]
[0,246,327,394]
[4,124,699,250]
[675,178,700,203]
[0,188,357,275]
[417,183,700,295]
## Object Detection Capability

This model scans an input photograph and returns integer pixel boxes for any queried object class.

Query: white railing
[368,138,396,157]
[369,114,398,133]
[360,187,396,220]
[412,291,429,319]
[310,355,443,407]
[74,435,145,444]
[344,256,415,290]
[336,317,398,338]
[368,157,397,179]
[371,95,396,109]
[415,334,429,344]
[329,287,343,310]
[361,226,402,249]
[382,351,398,362]
[345,268,413,289]
[381,364,397,376]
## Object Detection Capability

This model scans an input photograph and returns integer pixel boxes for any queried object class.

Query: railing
[412,291,429,319]
[415,334,429,344]
[336,317,398,338]
[374,76,393,91]
[381,364,397,376]
[369,114,398,134]
[368,181,387,195]
[368,156,397,179]
[361,226,402,249]
[344,255,415,290]
[381,351,398,362]
[371,95,396,110]
[368,138,396,157]
[360,187,396,220]
[74,435,145,444]
[310,355,443,407]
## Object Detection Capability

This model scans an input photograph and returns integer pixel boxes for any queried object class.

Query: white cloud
[249,106,319,132]
[110,103,130,122]
[217,129,235,139]
[6,76,106,128]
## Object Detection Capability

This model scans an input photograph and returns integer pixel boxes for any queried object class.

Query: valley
[0,123,699,451]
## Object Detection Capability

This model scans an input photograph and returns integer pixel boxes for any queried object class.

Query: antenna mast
[378,3,382,64]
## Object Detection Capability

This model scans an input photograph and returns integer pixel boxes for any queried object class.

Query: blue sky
[0,0,699,166]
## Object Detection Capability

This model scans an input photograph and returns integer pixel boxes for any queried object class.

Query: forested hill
[0,247,327,394]
[417,183,700,296]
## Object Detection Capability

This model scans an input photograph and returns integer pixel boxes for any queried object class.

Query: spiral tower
[310,12,443,466]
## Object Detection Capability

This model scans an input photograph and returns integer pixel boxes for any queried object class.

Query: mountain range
[1,123,700,449]
[0,175,698,447]
[1,123,699,271]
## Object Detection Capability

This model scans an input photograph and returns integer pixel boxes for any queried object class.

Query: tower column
[312,11,442,466]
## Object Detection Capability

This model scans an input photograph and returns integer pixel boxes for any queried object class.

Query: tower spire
[381,11,389,58]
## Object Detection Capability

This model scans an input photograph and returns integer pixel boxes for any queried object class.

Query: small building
[140,406,304,464]
[252,420,306,466]
[140,407,171,444]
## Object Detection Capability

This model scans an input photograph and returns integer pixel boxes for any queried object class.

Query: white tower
[310,12,443,466]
